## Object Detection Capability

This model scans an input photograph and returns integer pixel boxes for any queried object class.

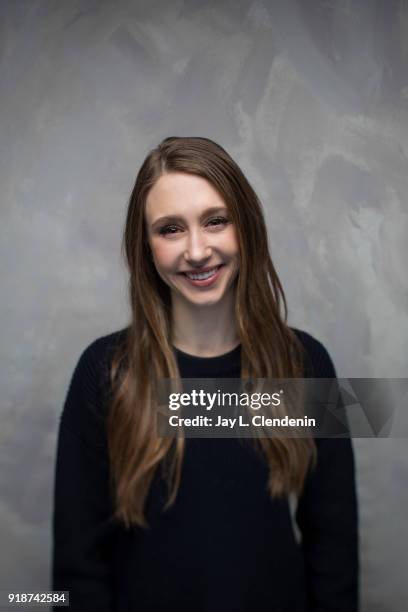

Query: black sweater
[51,328,359,611]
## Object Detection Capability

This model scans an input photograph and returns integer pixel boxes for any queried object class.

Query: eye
[206,216,229,227]
[158,224,180,236]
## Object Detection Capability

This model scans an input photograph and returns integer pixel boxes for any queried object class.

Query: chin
[193,296,223,307]
[182,291,224,307]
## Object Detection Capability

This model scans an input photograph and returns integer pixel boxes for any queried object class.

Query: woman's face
[145,172,240,308]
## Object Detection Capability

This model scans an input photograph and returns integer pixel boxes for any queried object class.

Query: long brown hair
[107,136,316,529]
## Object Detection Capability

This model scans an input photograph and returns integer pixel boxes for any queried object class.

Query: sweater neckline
[173,343,241,363]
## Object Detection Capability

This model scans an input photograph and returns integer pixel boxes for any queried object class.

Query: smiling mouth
[182,264,224,280]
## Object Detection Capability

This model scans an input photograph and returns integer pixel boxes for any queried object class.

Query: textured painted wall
[1,1,407,610]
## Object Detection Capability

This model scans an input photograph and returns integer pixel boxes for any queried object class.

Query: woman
[52,136,359,611]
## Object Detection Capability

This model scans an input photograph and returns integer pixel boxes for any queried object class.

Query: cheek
[150,240,178,271]
[223,227,240,258]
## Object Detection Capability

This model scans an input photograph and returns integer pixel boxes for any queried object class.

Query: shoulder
[59,327,129,452]
[290,327,338,378]
[63,327,128,417]
[77,327,128,379]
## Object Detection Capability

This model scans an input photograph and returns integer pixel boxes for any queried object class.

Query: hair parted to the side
[107,136,316,529]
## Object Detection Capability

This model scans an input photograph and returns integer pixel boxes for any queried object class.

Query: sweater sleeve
[51,340,117,611]
[295,336,359,611]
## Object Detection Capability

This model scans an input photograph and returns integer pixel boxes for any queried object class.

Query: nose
[184,226,212,266]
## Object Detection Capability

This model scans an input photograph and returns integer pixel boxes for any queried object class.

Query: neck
[171,291,240,357]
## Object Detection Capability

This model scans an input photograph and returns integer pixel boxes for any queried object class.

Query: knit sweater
[51,328,359,611]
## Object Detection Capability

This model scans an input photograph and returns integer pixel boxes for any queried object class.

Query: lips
[180,264,224,280]
[183,265,221,280]
[179,264,224,286]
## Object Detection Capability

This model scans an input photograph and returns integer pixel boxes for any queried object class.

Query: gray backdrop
[1,1,407,610]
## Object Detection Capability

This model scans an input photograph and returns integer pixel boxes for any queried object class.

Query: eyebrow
[150,206,229,230]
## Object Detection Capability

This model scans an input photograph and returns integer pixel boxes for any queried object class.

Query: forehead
[145,172,225,219]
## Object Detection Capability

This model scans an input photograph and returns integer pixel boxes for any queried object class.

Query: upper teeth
[186,266,219,280]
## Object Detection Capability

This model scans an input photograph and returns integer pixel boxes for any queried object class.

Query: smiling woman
[145,172,241,349]
[52,136,359,611]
